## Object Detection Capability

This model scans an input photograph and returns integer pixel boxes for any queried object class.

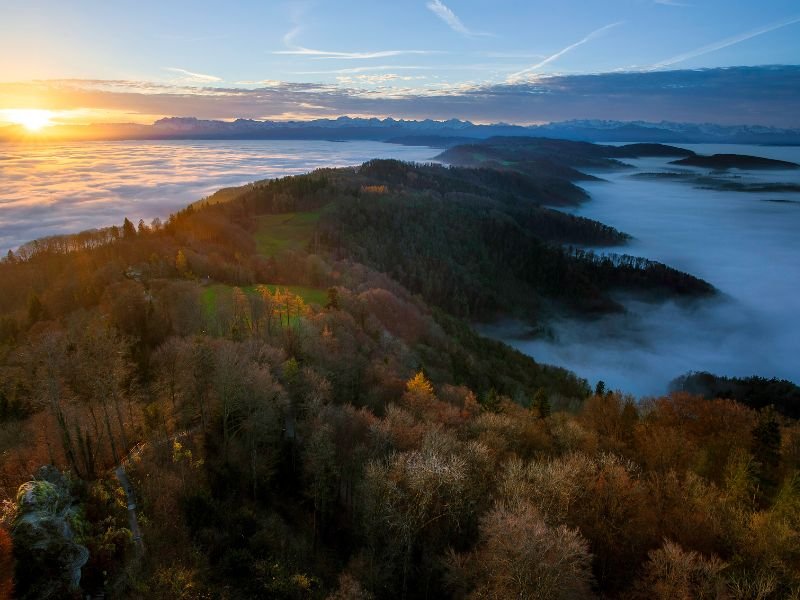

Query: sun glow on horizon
[1,109,55,132]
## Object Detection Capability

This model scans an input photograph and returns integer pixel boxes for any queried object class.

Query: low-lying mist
[0,139,436,253]
[490,144,800,397]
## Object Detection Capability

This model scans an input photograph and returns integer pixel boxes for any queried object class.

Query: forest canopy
[0,141,796,599]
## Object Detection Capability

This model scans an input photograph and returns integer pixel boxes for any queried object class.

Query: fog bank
[0,139,436,253]
[493,144,800,397]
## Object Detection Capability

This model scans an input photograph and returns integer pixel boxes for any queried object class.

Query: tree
[27,293,47,325]
[448,502,594,599]
[405,371,433,397]
[595,380,607,396]
[631,540,727,600]
[151,337,185,411]
[751,406,781,499]
[359,433,490,596]
[325,286,340,310]
[122,217,137,240]
[73,324,134,465]
[237,363,285,497]
[480,388,503,413]
[175,249,189,275]
[532,388,551,419]
[29,331,81,474]
[303,423,338,545]
[213,342,247,458]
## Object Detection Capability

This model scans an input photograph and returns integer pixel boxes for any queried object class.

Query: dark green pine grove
[0,142,797,599]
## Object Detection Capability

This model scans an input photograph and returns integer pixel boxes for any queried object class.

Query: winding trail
[111,430,195,554]
[114,464,144,552]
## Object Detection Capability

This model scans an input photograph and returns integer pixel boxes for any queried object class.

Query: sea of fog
[483,143,800,397]
[0,139,438,253]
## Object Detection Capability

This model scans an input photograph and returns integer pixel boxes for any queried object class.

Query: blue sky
[0,0,798,125]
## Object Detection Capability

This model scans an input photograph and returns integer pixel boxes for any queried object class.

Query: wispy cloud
[276,25,435,60]
[507,22,623,82]
[480,52,547,59]
[426,0,491,37]
[653,0,692,6]
[234,79,284,87]
[295,65,434,75]
[275,47,435,60]
[163,67,222,83]
[649,14,800,69]
[336,73,424,85]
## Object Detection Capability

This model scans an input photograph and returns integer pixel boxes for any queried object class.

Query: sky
[0,0,799,126]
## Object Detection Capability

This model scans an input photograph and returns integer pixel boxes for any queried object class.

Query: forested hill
[185,157,716,321]
[0,148,746,600]
[314,160,714,317]
[436,137,695,174]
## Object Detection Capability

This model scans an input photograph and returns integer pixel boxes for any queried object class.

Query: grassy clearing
[254,211,322,257]
[201,284,223,322]
[200,282,326,334]
[259,284,327,306]
[201,283,327,325]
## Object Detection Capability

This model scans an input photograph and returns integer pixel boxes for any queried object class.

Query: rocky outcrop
[12,466,89,599]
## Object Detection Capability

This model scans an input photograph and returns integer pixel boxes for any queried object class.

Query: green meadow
[254,211,323,257]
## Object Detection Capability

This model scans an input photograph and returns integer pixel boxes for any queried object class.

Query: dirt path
[112,429,195,554]
[114,464,144,552]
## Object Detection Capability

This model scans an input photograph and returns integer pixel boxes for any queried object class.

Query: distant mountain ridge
[3,116,800,144]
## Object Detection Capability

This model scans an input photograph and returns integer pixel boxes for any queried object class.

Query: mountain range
[3,116,799,145]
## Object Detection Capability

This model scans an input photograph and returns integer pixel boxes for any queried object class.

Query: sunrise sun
[2,108,55,132]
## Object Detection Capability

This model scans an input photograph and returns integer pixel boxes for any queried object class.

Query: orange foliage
[406,371,434,397]
[639,393,757,481]
[360,185,388,195]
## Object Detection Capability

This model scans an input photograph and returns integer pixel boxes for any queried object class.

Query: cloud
[234,79,283,87]
[508,22,623,82]
[426,0,491,37]
[337,73,422,84]
[650,14,800,69]
[0,140,439,253]
[163,67,222,83]
[275,47,435,60]
[653,0,692,6]
[488,161,800,395]
[295,65,434,75]
[2,66,798,131]
[276,24,436,60]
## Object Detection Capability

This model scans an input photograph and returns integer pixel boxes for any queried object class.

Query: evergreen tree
[532,388,551,418]
[325,286,340,310]
[122,217,137,239]
[752,406,781,499]
[481,388,502,413]
[27,293,47,325]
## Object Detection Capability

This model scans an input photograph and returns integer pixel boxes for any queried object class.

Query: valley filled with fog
[489,144,800,396]
[0,139,437,253]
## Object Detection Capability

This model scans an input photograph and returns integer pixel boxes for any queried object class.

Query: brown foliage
[448,502,594,599]
[0,527,13,600]
[630,540,728,600]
